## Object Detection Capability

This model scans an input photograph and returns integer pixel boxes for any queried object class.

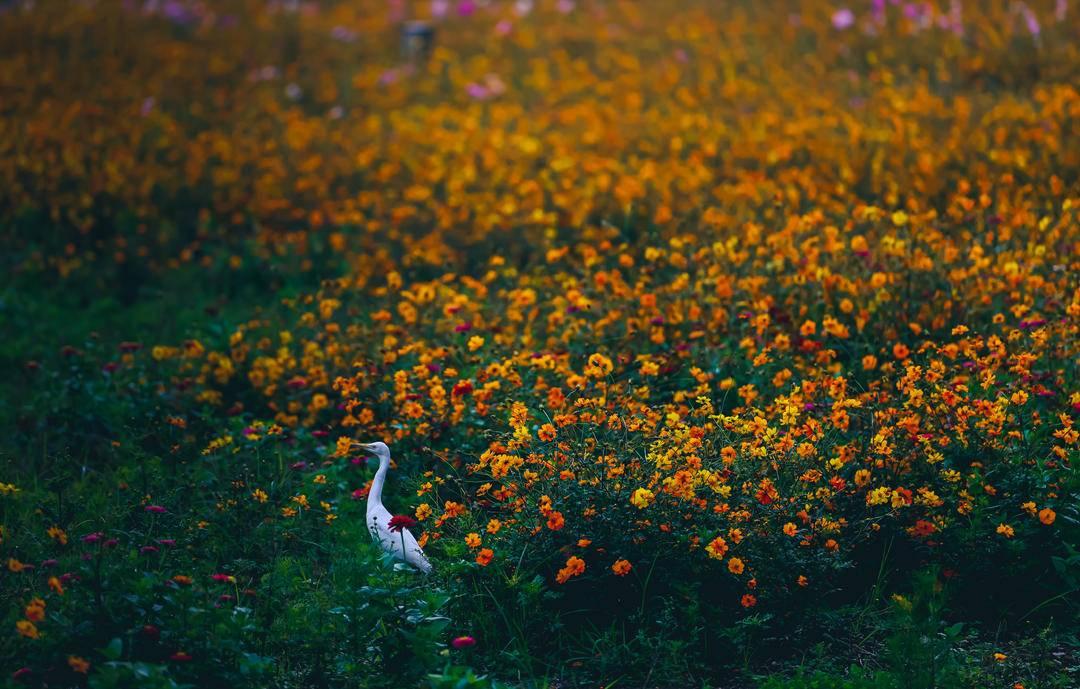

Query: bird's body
[361,442,433,574]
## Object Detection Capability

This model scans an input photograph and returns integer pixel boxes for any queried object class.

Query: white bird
[357,441,433,574]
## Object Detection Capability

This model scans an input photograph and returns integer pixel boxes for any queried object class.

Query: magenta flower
[388,515,418,533]
[451,635,477,649]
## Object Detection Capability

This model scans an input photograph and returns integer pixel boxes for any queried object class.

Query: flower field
[2,1,1079,687]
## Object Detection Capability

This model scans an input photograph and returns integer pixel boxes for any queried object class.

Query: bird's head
[355,440,390,466]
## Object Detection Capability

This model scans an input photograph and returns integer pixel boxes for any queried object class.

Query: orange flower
[16,620,39,639]
[705,536,728,560]
[68,656,90,674]
[546,511,565,531]
[464,533,481,548]
[892,343,910,360]
[740,594,757,608]
[783,522,798,537]
[537,423,556,441]
[475,548,494,566]
[24,599,46,622]
[611,559,632,576]
[996,523,1015,538]
[556,556,586,584]
[485,518,501,534]
[728,557,745,575]
[1039,508,1056,525]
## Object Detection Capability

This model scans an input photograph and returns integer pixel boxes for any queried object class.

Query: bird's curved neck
[368,453,390,511]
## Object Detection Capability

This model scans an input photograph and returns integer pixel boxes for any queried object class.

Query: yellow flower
[996,523,1015,538]
[465,533,482,548]
[629,488,655,509]
[467,335,485,352]
[585,352,613,378]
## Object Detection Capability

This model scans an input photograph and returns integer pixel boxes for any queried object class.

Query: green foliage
[758,667,900,689]
[880,569,965,689]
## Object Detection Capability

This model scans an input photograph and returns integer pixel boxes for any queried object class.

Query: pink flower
[451,635,477,649]
[145,505,167,513]
[831,8,855,29]
[465,83,489,100]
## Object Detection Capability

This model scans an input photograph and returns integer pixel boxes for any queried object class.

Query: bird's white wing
[400,527,433,574]
[368,507,432,574]
[367,504,394,542]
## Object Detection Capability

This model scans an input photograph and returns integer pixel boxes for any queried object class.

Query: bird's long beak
[353,441,374,452]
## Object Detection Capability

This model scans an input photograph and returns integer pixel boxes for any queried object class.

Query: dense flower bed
[3,0,1078,686]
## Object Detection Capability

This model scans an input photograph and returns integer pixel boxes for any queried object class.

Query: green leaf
[101,637,124,661]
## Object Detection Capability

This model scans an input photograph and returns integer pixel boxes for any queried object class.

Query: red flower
[451,635,477,649]
[388,515,418,533]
